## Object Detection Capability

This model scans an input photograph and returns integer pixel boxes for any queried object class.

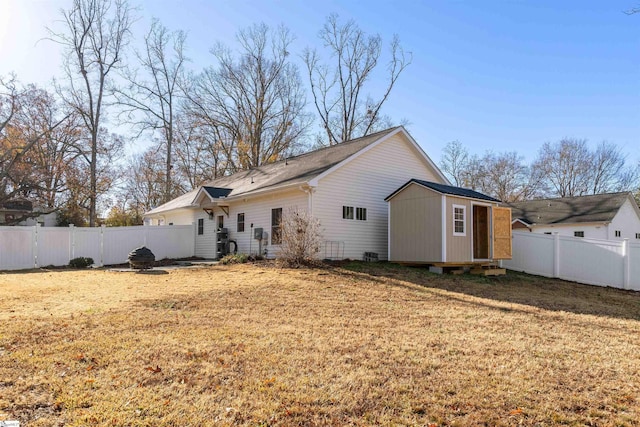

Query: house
[0,199,57,227]
[508,192,640,240]
[144,127,449,260]
[384,179,512,265]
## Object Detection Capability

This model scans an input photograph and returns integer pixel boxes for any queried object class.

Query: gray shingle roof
[385,179,500,202]
[146,127,401,215]
[507,192,630,225]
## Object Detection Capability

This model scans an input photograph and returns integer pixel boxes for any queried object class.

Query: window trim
[271,207,283,245]
[356,207,367,221]
[452,204,466,236]
[197,218,204,235]
[342,205,354,220]
[237,213,245,232]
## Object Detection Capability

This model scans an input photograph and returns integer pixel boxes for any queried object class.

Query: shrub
[69,257,94,269]
[277,208,322,268]
[220,253,249,265]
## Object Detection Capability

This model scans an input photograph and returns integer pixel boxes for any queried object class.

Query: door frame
[471,201,493,262]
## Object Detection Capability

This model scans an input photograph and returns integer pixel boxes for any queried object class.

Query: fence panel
[102,226,146,265]
[558,237,624,288]
[629,243,640,291]
[37,227,71,267]
[0,226,36,270]
[72,228,103,265]
[146,225,194,260]
[502,232,555,277]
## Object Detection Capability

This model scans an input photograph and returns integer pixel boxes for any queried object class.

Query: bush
[69,257,94,269]
[219,253,249,265]
[277,208,323,268]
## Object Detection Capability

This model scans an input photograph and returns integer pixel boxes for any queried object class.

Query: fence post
[553,233,560,278]
[33,224,39,269]
[100,224,106,267]
[623,238,630,290]
[68,224,75,262]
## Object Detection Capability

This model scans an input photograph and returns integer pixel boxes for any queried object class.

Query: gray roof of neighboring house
[385,179,500,202]
[507,192,631,225]
[146,127,401,215]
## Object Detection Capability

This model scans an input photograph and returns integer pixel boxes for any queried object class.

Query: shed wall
[389,184,442,262]
[445,196,473,262]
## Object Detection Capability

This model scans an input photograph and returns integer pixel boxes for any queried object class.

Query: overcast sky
[1,0,639,165]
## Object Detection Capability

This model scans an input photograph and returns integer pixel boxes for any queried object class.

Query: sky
[0,0,639,166]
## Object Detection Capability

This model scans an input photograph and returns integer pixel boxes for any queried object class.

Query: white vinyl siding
[312,133,444,260]
[220,189,308,258]
[194,210,216,258]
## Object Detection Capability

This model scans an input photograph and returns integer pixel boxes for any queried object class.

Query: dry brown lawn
[1,262,640,426]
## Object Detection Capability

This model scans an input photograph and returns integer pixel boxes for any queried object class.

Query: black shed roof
[385,179,500,202]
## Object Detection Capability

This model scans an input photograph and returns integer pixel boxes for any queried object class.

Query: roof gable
[507,192,633,225]
[385,179,500,202]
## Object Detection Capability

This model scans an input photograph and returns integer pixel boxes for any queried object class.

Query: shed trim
[387,202,391,261]
[441,194,447,262]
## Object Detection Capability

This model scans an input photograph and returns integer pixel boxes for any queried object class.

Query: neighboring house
[144,126,449,260]
[385,179,512,264]
[0,199,57,227]
[508,192,640,240]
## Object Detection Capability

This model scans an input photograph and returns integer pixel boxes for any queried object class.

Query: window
[574,231,584,238]
[342,206,354,219]
[453,205,466,236]
[217,215,224,231]
[237,213,245,232]
[356,207,367,221]
[636,233,640,240]
[271,208,282,245]
[197,218,204,235]
[343,206,366,220]
[615,230,621,237]
[544,232,552,235]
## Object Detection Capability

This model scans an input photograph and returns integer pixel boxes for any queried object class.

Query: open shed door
[492,207,512,259]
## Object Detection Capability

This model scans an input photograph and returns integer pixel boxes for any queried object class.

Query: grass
[1,262,640,426]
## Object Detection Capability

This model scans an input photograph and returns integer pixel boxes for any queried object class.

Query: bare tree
[440,140,469,186]
[441,141,544,202]
[121,148,169,214]
[172,113,225,190]
[532,139,593,197]
[590,141,638,194]
[304,14,411,145]
[1,77,72,219]
[48,0,133,226]
[531,138,637,198]
[481,151,543,202]
[114,19,187,203]
[188,23,311,172]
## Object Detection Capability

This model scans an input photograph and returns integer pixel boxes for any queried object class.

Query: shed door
[492,207,512,259]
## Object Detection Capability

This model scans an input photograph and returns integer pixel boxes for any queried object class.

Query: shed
[385,179,512,264]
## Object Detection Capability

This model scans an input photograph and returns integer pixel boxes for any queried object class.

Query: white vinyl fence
[0,225,195,271]
[503,232,640,291]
